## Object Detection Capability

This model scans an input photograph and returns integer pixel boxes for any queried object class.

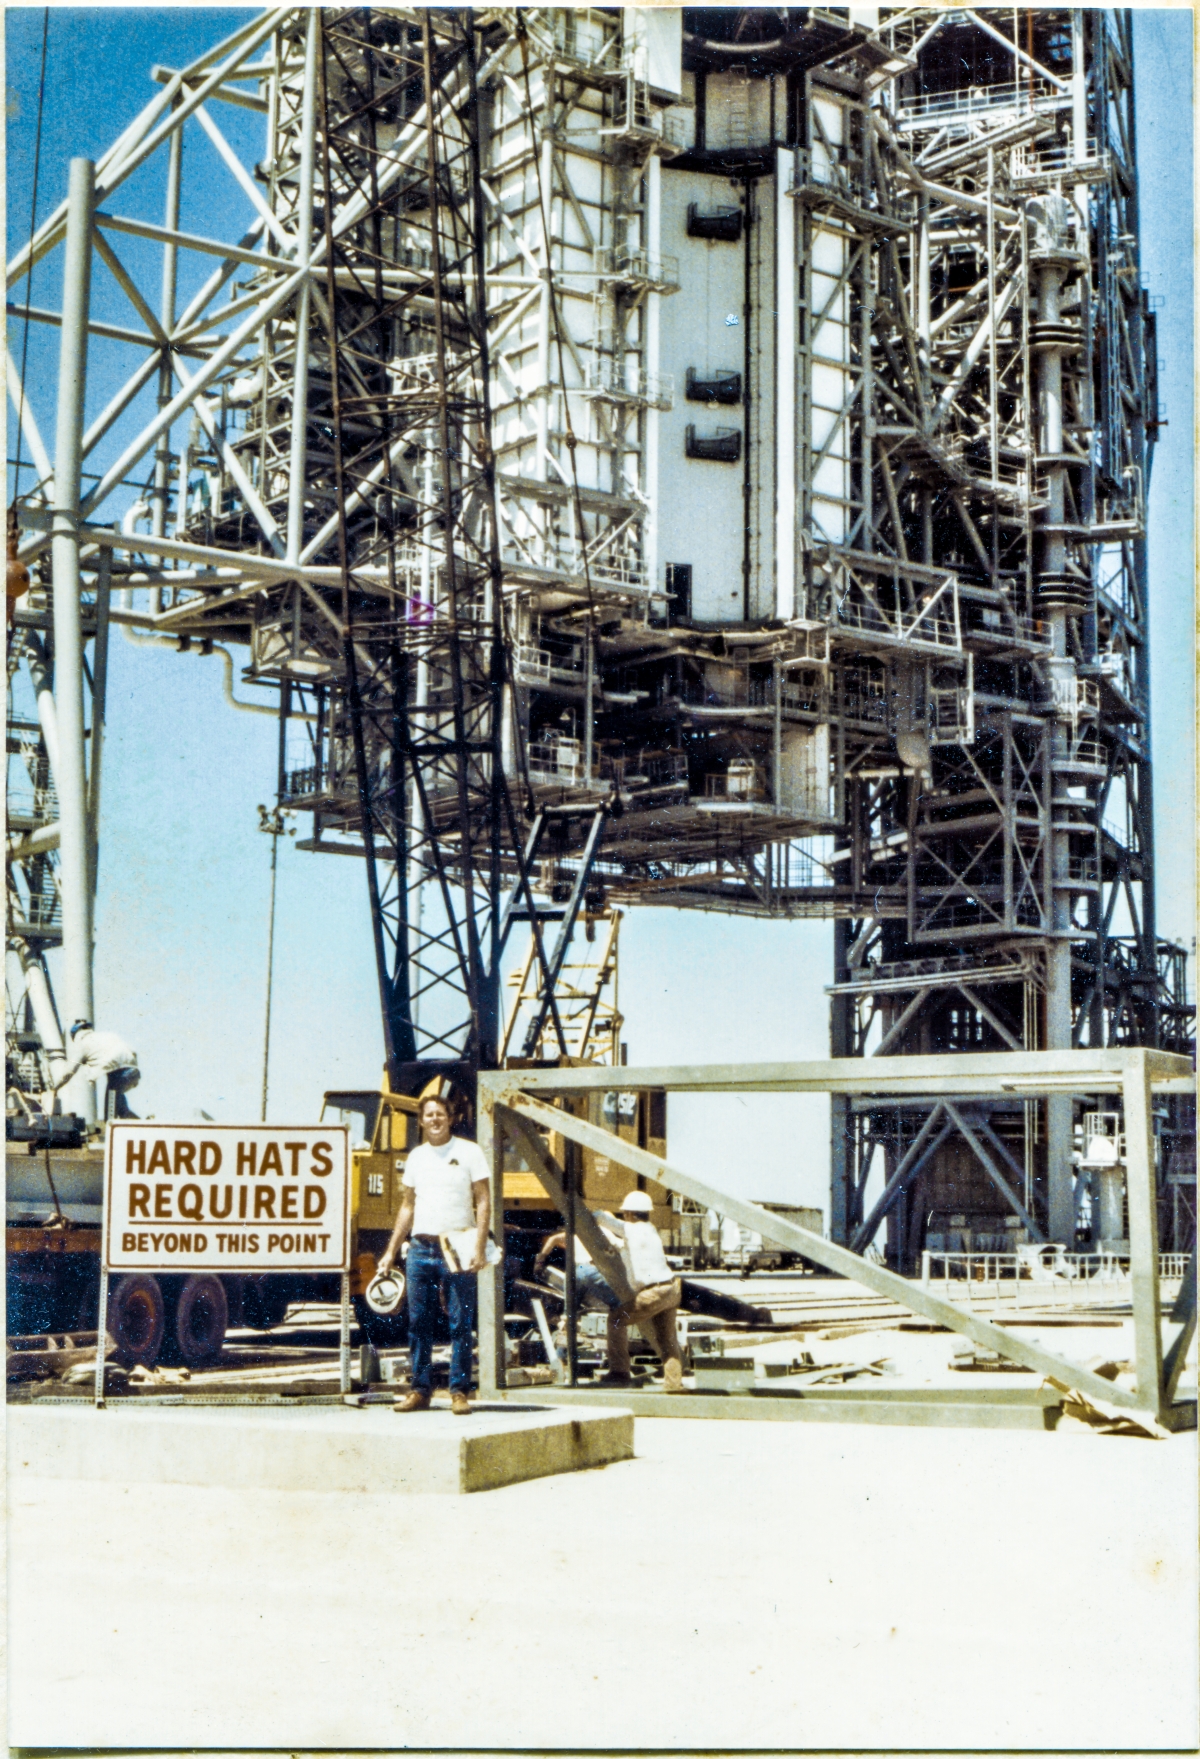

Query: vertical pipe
[741,174,753,619]
[286,11,319,564]
[1036,256,1075,1243]
[151,116,182,568]
[772,658,783,808]
[917,191,930,418]
[24,635,61,783]
[87,548,111,899]
[535,131,554,485]
[775,146,797,619]
[260,819,279,1123]
[1071,10,1088,165]
[583,625,594,783]
[644,151,662,603]
[986,152,999,492]
[20,949,64,1062]
[1123,41,1157,1040]
[51,157,96,1125]
[829,917,852,1242]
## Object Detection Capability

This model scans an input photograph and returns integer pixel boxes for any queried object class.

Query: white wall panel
[656,167,747,621]
[749,172,776,619]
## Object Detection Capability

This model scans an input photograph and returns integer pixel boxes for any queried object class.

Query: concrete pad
[7,1416,1196,1749]
[8,1399,633,1495]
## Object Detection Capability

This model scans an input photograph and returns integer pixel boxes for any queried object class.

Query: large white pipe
[50,157,96,1124]
[23,634,61,783]
[19,949,64,1061]
[9,823,61,861]
[644,152,662,608]
[774,146,796,620]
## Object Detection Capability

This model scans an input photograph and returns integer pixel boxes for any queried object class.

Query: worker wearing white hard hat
[44,1021,140,1119]
[603,1189,685,1392]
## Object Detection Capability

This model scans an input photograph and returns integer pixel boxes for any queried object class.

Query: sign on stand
[96,1125,351,1406]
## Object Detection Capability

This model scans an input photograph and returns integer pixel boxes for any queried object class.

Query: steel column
[50,157,97,1121]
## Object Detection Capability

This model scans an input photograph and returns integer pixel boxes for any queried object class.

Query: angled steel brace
[849,1103,952,1252]
[522,805,608,1057]
[489,1084,1151,1412]
[942,1101,1045,1242]
[496,1104,633,1305]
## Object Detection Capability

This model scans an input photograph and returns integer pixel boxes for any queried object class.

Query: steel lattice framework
[6,7,1193,1256]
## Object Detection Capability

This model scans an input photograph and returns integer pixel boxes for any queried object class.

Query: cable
[12,9,50,504]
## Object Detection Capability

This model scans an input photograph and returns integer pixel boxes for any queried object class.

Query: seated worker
[534,1214,623,1369]
[607,1191,686,1393]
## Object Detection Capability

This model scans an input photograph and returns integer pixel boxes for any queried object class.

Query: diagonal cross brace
[1162,1247,1197,1408]
[495,1087,1150,1413]
[496,1105,633,1305]
[849,1104,952,1252]
[941,1102,1044,1242]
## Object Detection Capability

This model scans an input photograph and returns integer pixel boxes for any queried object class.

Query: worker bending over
[376,1093,490,1416]
[538,1191,685,1392]
[44,1021,140,1119]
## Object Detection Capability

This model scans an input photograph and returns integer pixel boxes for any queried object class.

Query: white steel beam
[6,9,288,290]
[49,158,97,1122]
[478,1048,1192,1098]
[491,1083,1160,1415]
[6,346,55,490]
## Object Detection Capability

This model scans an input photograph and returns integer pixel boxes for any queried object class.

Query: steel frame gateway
[476,1048,1195,1428]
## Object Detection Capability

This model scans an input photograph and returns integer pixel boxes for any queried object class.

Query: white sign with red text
[103,1124,350,1272]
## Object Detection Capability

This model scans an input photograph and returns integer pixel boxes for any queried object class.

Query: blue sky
[5,9,1194,1214]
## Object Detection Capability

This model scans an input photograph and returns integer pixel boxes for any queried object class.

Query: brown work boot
[450,1391,471,1416]
[662,1358,685,1394]
[394,1389,431,1413]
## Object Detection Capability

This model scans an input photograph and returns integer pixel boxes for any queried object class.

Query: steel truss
[6,9,1191,1240]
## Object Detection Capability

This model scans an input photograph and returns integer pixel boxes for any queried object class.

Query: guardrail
[920,1247,1189,1312]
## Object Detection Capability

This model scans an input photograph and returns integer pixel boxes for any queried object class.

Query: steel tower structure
[7,8,1193,1254]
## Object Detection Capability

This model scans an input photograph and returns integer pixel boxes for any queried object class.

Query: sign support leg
[93,1269,109,1409]
[338,1271,351,1394]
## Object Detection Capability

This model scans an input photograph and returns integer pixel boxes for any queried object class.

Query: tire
[173,1274,228,1369]
[241,1275,292,1331]
[107,1274,166,1368]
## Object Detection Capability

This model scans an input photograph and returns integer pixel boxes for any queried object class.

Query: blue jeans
[406,1238,477,1393]
[575,1262,620,1310]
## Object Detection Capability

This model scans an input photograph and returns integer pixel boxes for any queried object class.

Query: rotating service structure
[7,9,1193,1259]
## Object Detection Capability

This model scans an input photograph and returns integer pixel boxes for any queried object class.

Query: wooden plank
[499,1087,1149,1413]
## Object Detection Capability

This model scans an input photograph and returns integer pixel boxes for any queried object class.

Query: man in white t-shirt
[376,1094,491,1415]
